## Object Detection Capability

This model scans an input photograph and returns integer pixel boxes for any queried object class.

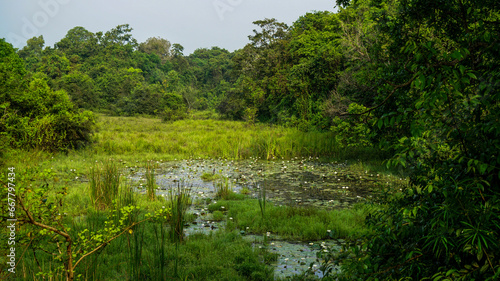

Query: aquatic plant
[166,182,192,243]
[88,160,120,210]
[145,160,157,201]
[257,184,266,221]
[214,177,233,200]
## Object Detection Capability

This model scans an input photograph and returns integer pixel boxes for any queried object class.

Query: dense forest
[1,0,499,280]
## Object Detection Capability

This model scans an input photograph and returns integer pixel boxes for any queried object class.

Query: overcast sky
[0,0,336,55]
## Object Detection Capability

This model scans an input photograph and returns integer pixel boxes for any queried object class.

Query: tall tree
[138,36,171,64]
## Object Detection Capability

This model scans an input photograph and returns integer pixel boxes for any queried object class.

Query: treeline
[7,10,375,128]
[7,7,385,148]
[2,7,375,152]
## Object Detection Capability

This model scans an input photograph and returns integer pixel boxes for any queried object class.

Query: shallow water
[126,158,403,278]
[128,157,400,207]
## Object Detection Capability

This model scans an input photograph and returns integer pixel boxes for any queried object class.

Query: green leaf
[467,72,477,79]
[446,269,456,276]
[419,74,426,90]
[477,249,483,261]
[450,50,462,60]
[459,65,466,75]
[479,164,488,174]
[433,275,443,281]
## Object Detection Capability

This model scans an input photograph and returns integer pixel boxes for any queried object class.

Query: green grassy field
[93,114,341,160]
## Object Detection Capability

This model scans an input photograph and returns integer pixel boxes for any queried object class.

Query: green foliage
[331,103,372,148]
[201,172,221,182]
[334,0,500,280]
[243,106,258,124]
[0,159,167,281]
[161,107,188,122]
[37,52,71,80]
[0,39,95,151]
[138,36,171,64]
[57,71,99,109]
[210,199,370,241]
[17,35,45,71]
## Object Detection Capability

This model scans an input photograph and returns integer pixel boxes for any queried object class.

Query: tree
[37,52,71,80]
[0,39,95,151]
[102,24,137,47]
[336,0,500,279]
[55,27,98,59]
[138,36,171,64]
[58,71,99,109]
[17,35,45,71]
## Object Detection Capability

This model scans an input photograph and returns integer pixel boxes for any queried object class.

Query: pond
[126,157,404,278]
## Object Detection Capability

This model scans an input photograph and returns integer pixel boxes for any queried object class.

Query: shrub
[331,103,372,148]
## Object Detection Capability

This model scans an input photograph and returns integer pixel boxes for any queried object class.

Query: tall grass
[93,115,342,160]
[214,177,233,200]
[167,182,192,243]
[257,184,266,221]
[88,160,120,210]
[145,160,157,201]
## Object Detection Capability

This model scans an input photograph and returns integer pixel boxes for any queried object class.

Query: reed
[214,177,233,200]
[166,182,192,243]
[88,160,120,210]
[145,160,157,201]
[257,183,266,221]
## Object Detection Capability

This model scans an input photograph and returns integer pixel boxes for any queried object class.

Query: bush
[0,41,96,151]
[331,103,372,148]
[161,107,187,122]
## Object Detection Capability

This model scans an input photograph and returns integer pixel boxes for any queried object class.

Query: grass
[209,199,372,241]
[15,218,274,280]
[92,115,342,160]
[167,182,193,243]
[144,160,157,201]
[200,172,221,181]
[214,177,234,200]
[88,160,120,210]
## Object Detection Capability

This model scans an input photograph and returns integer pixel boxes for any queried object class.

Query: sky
[0,0,336,55]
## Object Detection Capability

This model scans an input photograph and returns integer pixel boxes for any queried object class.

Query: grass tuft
[145,160,157,201]
[214,177,234,200]
[88,160,120,210]
[167,182,192,243]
